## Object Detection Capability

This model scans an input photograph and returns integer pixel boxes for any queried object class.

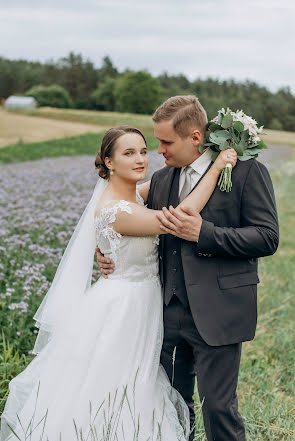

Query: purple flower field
[0,156,100,355]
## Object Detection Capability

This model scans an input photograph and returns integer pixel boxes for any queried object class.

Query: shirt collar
[181,148,213,177]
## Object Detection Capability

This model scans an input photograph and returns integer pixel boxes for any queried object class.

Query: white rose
[251,135,260,144]
[250,128,259,137]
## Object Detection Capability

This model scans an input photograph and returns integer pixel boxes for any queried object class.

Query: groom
[97,95,279,441]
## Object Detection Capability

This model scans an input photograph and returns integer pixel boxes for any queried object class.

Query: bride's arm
[112,149,237,236]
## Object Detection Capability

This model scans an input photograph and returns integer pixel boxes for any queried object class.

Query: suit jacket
[147,158,279,346]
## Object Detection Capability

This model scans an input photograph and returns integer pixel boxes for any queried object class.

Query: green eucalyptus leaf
[208,122,221,131]
[241,131,250,142]
[219,140,230,151]
[205,130,211,142]
[215,130,231,139]
[235,145,244,156]
[258,139,268,149]
[244,147,263,155]
[218,113,223,125]
[238,155,252,161]
[209,133,223,145]
[238,150,255,161]
[221,113,233,129]
[233,121,244,133]
[238,149,259,161]
[238,140,247,150]
[199,144,204,154]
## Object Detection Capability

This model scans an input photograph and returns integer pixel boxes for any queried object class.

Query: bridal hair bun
[94,126,147,180]
[95,152,109,179]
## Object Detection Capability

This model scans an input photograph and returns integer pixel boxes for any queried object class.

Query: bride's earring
[110,170,114,176]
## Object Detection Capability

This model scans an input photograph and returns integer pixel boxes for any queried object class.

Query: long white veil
[33,177,108,354]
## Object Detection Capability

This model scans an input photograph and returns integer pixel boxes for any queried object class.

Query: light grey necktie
[179,166,194,202]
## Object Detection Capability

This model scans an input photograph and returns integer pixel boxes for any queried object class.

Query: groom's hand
[96,247,114,279]
[156,206,202,242]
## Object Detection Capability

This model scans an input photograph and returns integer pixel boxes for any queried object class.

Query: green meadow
[0,123,294,440]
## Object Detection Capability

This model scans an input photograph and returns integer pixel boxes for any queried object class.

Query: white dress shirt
[178,148,213,197]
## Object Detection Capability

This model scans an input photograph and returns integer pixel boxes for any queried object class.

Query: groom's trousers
[160,296,246,441]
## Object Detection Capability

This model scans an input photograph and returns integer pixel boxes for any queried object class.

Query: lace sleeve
[136,186,145,206]
[94,200,132,263]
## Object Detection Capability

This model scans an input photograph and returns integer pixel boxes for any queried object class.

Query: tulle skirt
[1,277,189,441]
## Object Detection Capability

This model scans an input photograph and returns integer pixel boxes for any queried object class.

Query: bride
[1,126,237,441]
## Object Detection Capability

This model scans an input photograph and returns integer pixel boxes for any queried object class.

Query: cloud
[1,0,294,91]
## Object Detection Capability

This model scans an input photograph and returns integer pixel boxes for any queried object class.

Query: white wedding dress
[1,193,189,441]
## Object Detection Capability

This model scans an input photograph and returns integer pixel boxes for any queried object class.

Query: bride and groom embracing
[1,96,279,441]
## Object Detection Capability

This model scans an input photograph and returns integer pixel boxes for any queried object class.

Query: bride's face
[107,133,148,182]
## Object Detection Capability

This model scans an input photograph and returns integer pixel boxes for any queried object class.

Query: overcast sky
[1,0,294,92]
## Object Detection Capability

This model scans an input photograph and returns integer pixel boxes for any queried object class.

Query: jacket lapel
[157,166,179,209]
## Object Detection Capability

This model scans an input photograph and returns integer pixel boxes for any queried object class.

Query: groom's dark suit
[147,158,279,441]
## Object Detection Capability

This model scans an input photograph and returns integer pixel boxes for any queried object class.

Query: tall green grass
[236,157,295,440]
[0,333,28,412]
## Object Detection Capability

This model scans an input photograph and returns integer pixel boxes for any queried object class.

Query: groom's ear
[191,129,202,148]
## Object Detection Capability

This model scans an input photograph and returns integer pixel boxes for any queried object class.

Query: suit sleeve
[196,160,279,258]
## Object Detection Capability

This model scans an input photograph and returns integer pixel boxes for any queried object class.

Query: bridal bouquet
[200,108,268,192]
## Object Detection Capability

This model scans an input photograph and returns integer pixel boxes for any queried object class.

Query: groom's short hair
[152,95,208,138]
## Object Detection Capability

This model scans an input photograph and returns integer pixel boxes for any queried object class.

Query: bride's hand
[213,148,238,173]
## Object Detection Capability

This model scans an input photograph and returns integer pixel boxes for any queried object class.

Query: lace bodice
[94,191,159,282]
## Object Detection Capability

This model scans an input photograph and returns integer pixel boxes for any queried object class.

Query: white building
[5,96,37,109]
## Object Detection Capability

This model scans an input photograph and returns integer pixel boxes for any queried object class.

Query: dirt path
[0,109,107,147]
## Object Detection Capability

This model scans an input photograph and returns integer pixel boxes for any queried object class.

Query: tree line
[1,52,294,131]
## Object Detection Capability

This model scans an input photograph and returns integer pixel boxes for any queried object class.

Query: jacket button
[172,250,177,255]
[159,256,162,260]
[172,268,177,272]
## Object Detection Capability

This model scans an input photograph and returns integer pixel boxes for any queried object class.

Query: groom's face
[153,120,202,168]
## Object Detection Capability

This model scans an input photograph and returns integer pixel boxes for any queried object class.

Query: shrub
[26,84,73,108]
[91,77,117,111]
[115,71,162,114]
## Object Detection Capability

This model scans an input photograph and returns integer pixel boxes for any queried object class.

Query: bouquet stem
[218,163,232,192]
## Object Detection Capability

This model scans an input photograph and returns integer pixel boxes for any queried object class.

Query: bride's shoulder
[94,199,134,221]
